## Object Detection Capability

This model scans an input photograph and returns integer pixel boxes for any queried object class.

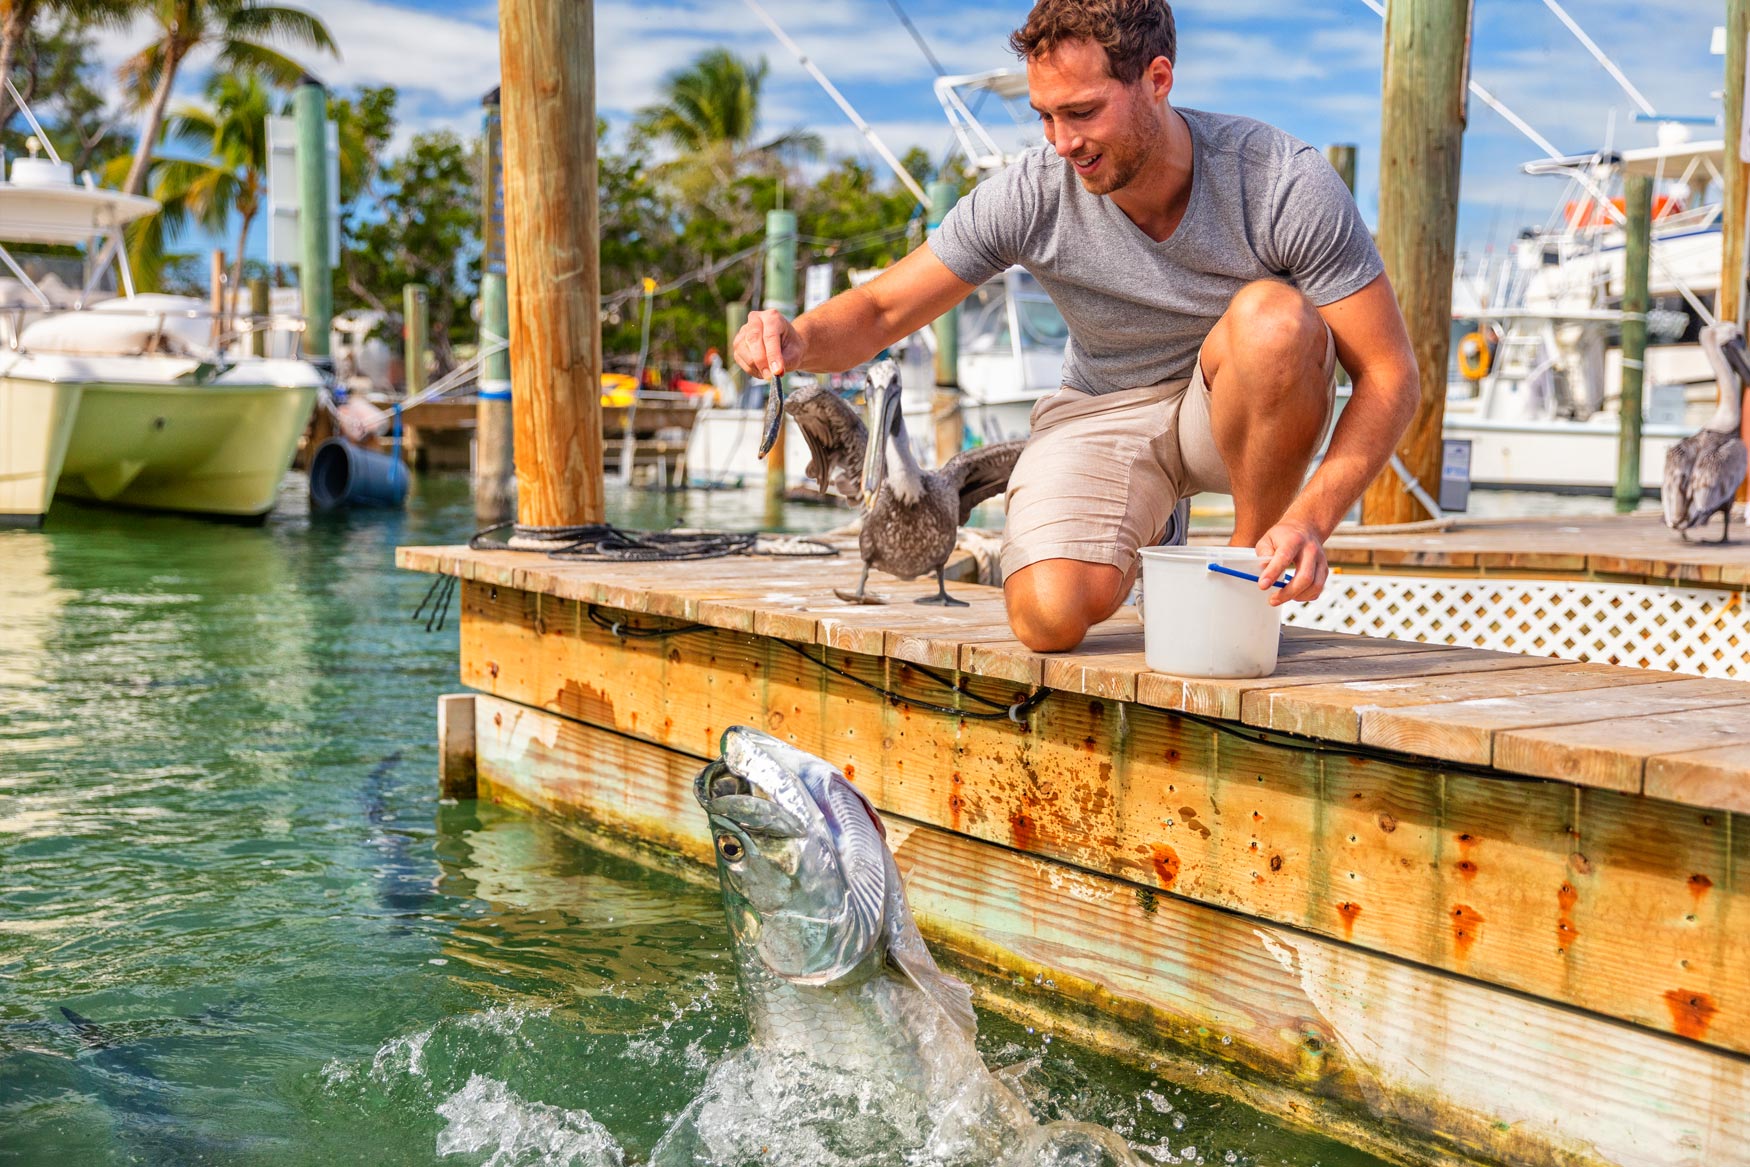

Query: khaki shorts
[1000,329,1337,581]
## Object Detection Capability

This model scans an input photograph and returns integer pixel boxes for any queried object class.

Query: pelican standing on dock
[786,361,1023,605]
[1662,322,1749,543]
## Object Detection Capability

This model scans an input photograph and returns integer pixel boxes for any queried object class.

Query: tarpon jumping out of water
[652,726,1140,1167]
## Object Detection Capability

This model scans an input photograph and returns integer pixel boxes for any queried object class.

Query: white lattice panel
[1285,574,1750,679]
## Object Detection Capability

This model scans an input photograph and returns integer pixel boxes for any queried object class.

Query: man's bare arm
[1252,273,1419,603]
[1292,274,1419,535]
[732,245,979,378]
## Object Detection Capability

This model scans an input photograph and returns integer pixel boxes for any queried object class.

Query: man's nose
[1051,131,1082,158]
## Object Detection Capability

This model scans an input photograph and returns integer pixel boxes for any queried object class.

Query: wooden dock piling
[1361,0,1470,525]
[1615,173,1652,513]
[763,209,797,523]
[402,283,428,398]
[293,78,332,363]
[498,0,602,529]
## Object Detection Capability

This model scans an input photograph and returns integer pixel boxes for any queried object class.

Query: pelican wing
[1686,434,1748,529]
[784,382,866,499]
[941,440,1026,525]
[1663,432,1700,529]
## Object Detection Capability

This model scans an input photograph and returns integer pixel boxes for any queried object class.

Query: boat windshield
[1012,271,1068,352]
[959,270,1069,355]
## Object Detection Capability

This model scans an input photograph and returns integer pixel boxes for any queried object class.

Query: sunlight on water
[0,475,1390,1167]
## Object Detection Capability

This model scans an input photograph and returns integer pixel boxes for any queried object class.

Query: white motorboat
[0,144,320,527]
[1446,126,1731,493]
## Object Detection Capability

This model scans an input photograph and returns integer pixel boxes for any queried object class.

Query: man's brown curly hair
[1007,0,1177,83]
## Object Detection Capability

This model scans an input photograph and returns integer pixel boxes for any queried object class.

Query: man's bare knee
[1003,559,1127,653]
[1224,281,1326,384]
[1006,598,1094,653]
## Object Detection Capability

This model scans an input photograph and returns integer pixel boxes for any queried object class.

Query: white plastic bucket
[1138,545,1283,678]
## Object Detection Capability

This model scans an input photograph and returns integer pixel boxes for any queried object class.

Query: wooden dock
[1311,512,1750,586]
[401,544,1749,1167]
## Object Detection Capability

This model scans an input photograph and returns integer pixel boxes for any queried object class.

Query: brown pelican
[786,360,1023,605]
[1663,322,1749,543]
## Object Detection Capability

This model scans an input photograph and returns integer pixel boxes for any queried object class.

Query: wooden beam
[1615,173,1652,513]
[499,0,602,528]
[470,699,1750,1167]
[1361,0,1470,525]
[437,692,477,799]
[1726,0,1750,501]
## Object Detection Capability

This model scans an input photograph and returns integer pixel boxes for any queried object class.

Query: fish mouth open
[694,758,750,808]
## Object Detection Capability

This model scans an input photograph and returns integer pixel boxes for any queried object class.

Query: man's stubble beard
[1079,98,1165,198]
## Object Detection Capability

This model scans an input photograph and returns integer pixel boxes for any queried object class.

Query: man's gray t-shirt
[929,107,1383,396]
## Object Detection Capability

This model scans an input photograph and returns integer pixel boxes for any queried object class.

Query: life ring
[1457,331,1491,380]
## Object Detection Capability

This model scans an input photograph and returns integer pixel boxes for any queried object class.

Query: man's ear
[1148,55,1174,104]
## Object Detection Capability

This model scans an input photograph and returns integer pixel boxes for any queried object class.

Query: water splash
[436,1073,624,1167]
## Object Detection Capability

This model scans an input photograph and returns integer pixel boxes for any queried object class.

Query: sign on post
[266,116,340,267]
[1439,438,1472,513]
[803,263,833,313]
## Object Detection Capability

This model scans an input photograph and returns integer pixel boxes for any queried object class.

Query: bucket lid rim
[1138,545,1267,562]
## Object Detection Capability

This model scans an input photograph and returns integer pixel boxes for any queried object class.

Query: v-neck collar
[1099,107,1203,250]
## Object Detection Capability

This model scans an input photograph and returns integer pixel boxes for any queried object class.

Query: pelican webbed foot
[834,565,887,605]
[914,568,970,607]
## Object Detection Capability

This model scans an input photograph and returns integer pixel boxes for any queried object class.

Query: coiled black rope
[466,520,836,561]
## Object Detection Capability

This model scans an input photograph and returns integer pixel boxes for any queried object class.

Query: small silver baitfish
[651,726,1141,1167]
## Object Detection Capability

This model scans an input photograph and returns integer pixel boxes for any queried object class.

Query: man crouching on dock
[732,0,1419,652]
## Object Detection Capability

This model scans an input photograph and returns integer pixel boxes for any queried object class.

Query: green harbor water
[0,476,1392,1167]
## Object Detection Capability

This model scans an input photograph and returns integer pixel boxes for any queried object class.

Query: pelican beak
[861,379,889,500]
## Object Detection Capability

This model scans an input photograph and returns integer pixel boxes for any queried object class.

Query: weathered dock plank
[468,696,1750,1167]
[1359,676,1750,767]
[1310,513,1750,586]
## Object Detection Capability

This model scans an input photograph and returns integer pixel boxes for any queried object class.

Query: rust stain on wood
[1336,900,1362,939]
[1452,904,1484,962]
[1557,882,1580,954]
[1689,873,1715,906]
[1664,990,1720,1040]
[1150,843,1180,889]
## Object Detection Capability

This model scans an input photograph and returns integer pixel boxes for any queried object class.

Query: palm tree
[632,48,820,208]
[1,0,135,130]
[115,0,334,196]
[125,70,268,312]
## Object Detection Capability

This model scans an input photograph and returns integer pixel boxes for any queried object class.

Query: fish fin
[881,853,978,1039]
[817,770,889,974]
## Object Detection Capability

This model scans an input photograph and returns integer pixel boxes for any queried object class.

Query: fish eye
[716,833,745,863]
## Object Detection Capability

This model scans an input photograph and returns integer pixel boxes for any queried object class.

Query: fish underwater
[650,726,1142,1167]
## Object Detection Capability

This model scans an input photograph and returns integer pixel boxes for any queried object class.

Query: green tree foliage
[115,0,336,195]
[340,128,480,374]
[0,4,134,171]
[119,71,271,307]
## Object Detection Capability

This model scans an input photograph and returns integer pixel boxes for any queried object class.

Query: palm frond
[213,38,309,87]
[221,3,337,55]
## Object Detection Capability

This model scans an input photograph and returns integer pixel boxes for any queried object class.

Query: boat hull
[49,379,318,519]
[0,374,82,526]
[1444,415,1684,493]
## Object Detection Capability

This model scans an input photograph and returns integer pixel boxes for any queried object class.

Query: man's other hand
[733,310,804,380]
[1253,518,1328,606]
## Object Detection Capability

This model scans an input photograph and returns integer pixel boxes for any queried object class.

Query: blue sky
[84,0,1731,261]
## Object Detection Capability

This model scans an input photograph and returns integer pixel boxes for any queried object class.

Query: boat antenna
[1355,0,1563,160]
[885,0,947,77]
[740,0,931,208]
[1538,0,1659,119]
[4,78,64,165]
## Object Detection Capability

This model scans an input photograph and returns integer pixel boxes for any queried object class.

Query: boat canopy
[0,185,159,245]
[1521,139,1725,179]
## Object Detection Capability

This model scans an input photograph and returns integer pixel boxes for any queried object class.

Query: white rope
[1540,0,1658,118]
